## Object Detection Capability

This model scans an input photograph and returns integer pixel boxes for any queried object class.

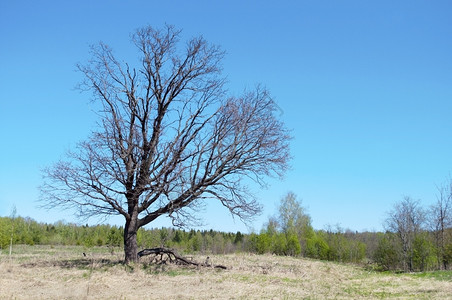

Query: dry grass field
[1,245,451,299]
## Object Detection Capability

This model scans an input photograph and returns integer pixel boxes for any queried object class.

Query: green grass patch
[409,270,452,281]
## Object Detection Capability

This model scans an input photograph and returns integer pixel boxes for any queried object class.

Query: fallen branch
[137,247,227,269]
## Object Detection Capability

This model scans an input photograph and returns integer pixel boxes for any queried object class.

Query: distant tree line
[246,192,367,263]
[0,213,365,263]
[373,192,452,272]
[253,191,452,272]
[0,216,246,254]
[1,188,451,272]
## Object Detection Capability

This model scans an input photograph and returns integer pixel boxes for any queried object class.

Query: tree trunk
[124,215,139,263]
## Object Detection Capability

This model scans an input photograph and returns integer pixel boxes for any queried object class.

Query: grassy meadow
[1,245,451,299]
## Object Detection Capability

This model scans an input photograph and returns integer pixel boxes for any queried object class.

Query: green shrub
[412,235,437,271]
[247,233,271,254]
[443,243,452,269]
[306,234,329,260]
[270,233,287,255]
[285,234,301,256]
[373,234,400,271]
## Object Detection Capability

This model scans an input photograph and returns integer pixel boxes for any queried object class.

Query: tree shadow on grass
[21,258,124,271]
[60,258,124,270]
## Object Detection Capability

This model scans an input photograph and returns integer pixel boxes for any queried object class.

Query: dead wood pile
[137,247,227,269]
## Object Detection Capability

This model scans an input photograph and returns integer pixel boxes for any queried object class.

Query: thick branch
[137,247,227,269]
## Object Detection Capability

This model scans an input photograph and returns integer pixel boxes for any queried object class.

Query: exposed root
[137,247,227,269]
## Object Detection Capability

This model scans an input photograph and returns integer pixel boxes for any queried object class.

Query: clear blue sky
[1,0,452,233]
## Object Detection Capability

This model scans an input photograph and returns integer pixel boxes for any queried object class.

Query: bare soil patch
[1,245,451,299]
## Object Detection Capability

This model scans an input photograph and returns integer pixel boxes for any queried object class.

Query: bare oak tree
[40,25,291,263]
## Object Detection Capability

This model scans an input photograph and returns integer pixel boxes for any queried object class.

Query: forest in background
[3,184,452,273]
[1,212,451,273]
